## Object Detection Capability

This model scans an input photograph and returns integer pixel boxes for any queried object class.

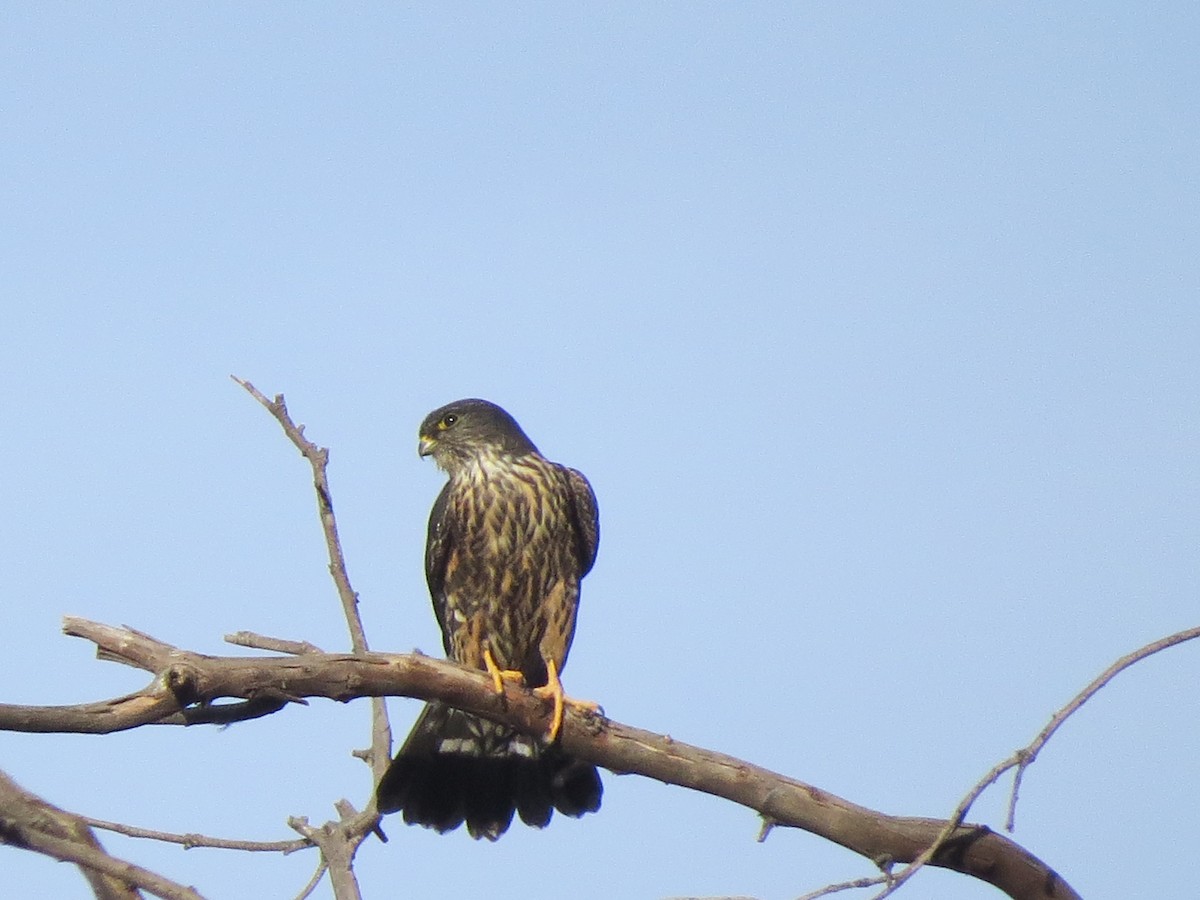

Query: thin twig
[24,831,204,900]
[289,812,364,900]
[230,378,369,653]
[0,770,146,900]
[232,376,393,782]
[796,875,889,900]
[863,623,1200,899]
[293,858,328,900]
[233,378,392,894]
[81,816,311,854]
[225,631,325,656]
[1005,623,1200,830]
[171,697,293,726]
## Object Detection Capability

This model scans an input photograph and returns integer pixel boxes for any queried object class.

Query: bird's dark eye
[439,413,458,430]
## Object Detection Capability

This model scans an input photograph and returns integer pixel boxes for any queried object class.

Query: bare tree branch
[80,815,309,854]
[224,631,325,656]
[0,769,196,900]
[863,622,1200,899]
[1006,623,1200,830]
[2,617,1086,900]
[10,611,1190,899]
[796,875,888,900]
[228,380,364,650]
[231,376,393,785]
[232,377,394,897]
[288,801,366,900]
[293,857,329,900]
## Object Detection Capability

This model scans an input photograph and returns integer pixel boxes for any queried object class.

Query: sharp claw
[484,648,524,694]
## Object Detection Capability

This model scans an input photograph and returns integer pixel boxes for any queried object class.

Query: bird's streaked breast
[439,449,582,678]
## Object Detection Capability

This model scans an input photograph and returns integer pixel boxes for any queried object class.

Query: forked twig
[232,376,393,899]
[864,624,1200,898]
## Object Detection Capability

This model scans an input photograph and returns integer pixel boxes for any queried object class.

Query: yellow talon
[533,659,565,741]
[483,648,525,694]
[533,659,600,742]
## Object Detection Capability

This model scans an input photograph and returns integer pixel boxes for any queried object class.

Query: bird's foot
[533,658,600,742]
[484,648,525,695]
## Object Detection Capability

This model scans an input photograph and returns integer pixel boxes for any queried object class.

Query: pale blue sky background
[2,4,1197,899]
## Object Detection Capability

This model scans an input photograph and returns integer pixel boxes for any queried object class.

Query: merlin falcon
[375,399,602,839]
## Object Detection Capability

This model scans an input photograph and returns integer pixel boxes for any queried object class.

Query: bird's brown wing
[562,465,599,575]
[424,480,456,656]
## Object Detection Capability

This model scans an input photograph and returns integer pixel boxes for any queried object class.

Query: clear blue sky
[2,5,1197,899]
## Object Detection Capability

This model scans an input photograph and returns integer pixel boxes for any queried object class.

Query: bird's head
[418,399,538,472]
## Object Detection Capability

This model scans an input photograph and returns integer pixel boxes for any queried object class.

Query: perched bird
[375,398,602,839]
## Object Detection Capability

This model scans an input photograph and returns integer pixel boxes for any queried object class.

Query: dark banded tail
[375,702,602,840]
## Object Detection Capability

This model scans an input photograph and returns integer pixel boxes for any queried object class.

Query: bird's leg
[532,658,601,742]
[483,647,525,694]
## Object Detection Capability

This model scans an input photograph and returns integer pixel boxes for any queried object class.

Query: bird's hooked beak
[418,434,437,458]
